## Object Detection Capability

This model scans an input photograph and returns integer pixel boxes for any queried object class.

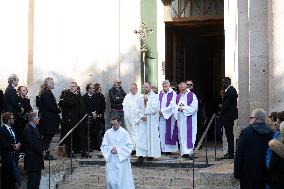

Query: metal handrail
[47,114,88,153]
[195,114,216,151]
[47,113,88,189]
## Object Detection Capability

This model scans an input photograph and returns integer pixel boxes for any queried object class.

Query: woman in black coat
[269,122,284,189]
[38,77,61,160]
[14,86,33,149]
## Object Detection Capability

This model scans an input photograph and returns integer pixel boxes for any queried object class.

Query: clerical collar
[87,93,93,97]
[162,87,173,94]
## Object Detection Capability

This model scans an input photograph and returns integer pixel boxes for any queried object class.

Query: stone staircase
[57,165,195,189]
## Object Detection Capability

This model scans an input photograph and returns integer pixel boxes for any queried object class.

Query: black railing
[46,114,88,189]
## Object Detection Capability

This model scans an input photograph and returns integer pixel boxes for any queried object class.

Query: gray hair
[162,80,170,85]
[178,82,187,87]
[252,108,267,122]
[28,112,38,122]
[8,74,18,85]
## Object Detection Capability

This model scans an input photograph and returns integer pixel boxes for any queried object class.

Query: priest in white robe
[101,117,135,189]
[136,82,161,164]
[122,83,141,151]
[159,80,178,153]
[174,82,198,158]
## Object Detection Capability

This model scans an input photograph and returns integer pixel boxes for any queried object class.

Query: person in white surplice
[122,83,141,153]
[173,82,198,159]
[159,80,178,154]
[136,82,161,164]
[101,117,135,189]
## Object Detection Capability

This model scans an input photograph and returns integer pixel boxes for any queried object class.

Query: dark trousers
[43,133,54,156]
[1,166,16,189]
[27,170,41,189]
[223,120,234,156]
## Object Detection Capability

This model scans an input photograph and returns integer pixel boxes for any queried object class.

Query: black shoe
[44,154,57,160]
[135,156,144,165]
[223,153,234,159]
[147,157,153,161]
[164,152,172,155]
[131,150,136,155]
[182,154,189,158]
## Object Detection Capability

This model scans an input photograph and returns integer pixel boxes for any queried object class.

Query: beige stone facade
[0,1,284,129]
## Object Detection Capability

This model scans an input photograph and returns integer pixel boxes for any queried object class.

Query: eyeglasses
[249,116,255,119]
[187,84,193,86]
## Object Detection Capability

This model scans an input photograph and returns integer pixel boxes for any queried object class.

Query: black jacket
[23,123,44,171]
[94,92,106,115]
[0,125,19,169]
[0,89,4,114]
[109,86,126,110]
[268,139,284,189]
[82,93,97,116]
[234,122,273,189]
[39,90,61,134]
[220,86,238,121]
[4,84,21,114]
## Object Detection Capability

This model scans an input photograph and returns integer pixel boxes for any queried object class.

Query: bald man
[174,82,198,159]
[109,79,126,127]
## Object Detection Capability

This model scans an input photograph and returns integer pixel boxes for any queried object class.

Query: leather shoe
[135,156,144,165]
[223,153,234,159]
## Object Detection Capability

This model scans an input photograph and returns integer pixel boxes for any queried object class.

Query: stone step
[196,160,239,188]
[57,182,193,189]
[78,165,193,177]
[61,165,194,188]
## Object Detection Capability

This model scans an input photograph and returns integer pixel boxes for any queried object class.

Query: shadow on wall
[28,47,140,129]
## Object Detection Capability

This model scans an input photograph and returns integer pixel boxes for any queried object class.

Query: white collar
[161,87,173,94]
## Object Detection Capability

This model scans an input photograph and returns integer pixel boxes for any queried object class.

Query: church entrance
[165,19,225,132]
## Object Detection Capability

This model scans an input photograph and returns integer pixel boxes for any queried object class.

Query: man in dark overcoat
[234,108,273,189]
[23,112,44,189]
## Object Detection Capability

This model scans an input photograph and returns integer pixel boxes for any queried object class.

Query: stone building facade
[0,0,283,129]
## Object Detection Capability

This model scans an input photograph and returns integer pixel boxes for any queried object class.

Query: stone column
[237,0,250,129]
[249,0,269,112]
[268,0,284,112]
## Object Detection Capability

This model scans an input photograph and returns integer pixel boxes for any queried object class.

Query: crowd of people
[0,73,283,189]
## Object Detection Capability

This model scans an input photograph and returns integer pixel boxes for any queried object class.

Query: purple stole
[176,92,193,149]
[159,91,178,145]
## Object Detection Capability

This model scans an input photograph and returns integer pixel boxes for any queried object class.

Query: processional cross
[134,22,153,84]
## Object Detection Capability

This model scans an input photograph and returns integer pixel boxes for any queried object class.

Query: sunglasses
[249,116,255,119]
[187,84,193,86]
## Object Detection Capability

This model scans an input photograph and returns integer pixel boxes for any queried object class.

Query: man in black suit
[0,112,21,189]
[4,74,21,114]
[38,77,61,160]
[82,83,98,150]
[220,77,238,159]
[23,112,44,189]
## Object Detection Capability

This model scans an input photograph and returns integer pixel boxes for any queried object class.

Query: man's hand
[142,115,147,121]
[14,143,21,151]
[143,95,148,101]
[111,147,117,154]
[178,106,183,112]
[92,112,97,118]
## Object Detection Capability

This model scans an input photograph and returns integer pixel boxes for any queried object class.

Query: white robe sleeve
[116,131,133,162]
[182,94,198,116]
[145,93,160,115]
[161,92,177,120]
[100,131,113,162]
[134,96,144,124]
[122,95,130,118]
